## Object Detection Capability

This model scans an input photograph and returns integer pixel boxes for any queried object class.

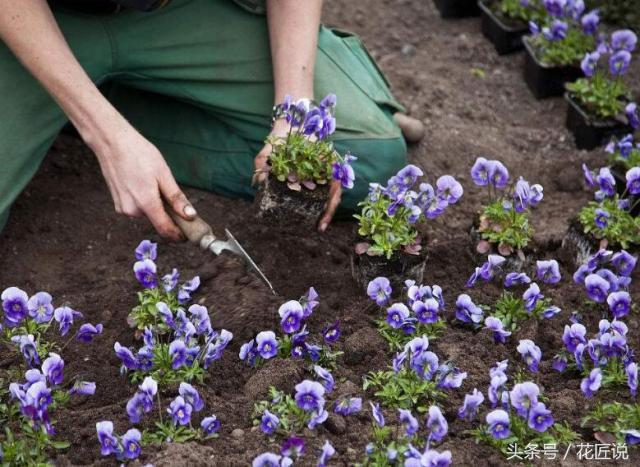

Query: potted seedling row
[433,0,481,19]
[565,29,637,150]
[351,164,463,291]
[523,4,598,99]
[561,163,640,269]
[469,157,543,271]
[254,94,356,229]
[478,0,545,55]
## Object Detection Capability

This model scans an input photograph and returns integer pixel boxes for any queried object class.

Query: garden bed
[1,0,640,465]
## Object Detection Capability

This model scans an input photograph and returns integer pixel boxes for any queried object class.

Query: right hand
[93,125,196,241]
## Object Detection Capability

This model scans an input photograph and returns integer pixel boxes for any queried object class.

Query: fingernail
[184,205,197,217]
[319,222,328,232]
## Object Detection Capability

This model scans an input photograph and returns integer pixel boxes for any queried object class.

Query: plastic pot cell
[433,0,481,19]
[522,36,583,99]
[478,0,528,55]
[255,177,329,229]
[351,246,427,292]
[565,93,634,151]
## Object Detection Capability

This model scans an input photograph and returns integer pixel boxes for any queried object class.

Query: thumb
[253,143,271,186]
[159,175,196,221]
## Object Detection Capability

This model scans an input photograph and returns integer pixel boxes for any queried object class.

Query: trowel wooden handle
[166,207,215,246]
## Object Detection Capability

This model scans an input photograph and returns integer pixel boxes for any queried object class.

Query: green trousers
[0,0,407,233]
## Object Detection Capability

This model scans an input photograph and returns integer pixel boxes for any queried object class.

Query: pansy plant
[2,354,96,464]
[459,255,562,337]
[262,94,356,191]
[366,277,447,349]
[129,240,203,332]
[239,289,342,369]
[566,29,638,120]
[354,164,463,259]
[252,376,332,436]
[471,157,543,256]
[552,250,637,398]
[114,302,232,388]
[528,1,598,66]
[580,164,640,249]
[469,362,579,458]
[97,378,221,463]
[361,403,453,466]
[582,401,640,446]
[1,287,102,369]
[363,335,465,414]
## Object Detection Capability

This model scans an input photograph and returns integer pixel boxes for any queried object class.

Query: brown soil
[1,0,639,466]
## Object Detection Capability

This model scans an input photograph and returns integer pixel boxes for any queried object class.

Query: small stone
[231,428,244,439]
[346,448,357,459]
[401,44,415,56]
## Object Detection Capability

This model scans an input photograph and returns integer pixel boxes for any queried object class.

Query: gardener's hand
[253,119,342,232]
[253,118,291,185]
[318,180,342,232]
[94,125,197,241]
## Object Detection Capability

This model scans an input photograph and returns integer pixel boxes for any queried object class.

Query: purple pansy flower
[626,362,638,396]
[12,334,40,367]
[528,402,554,432]
[201,415,221,436]
[370,401,385,427]
[53,306,82,336]
[121,429,141,460]
[42,353,64,385]
[484,316,511,344]
[318,440,335,467]
[517,340,542,372]
[611,29,638,52]
[27,292,54,324]
[133,259,157,289]
[594,209,610,229]
[626,167,640,195]
[552,354,568,372]
[294,380,325,412]
[563,323,587,352]
[626,103,639,129]
[386,303,410,329]
[260,409,280,435]
[280,436,305,459]
[581,368,602,397]
[278,300,304,334]
[77,323,103,343]
[2,287,29,325]
[134,240,157,261]
[581,51,600,77]
[536,260,561,284]
[611,250,637,276]
[581,9,600,35]
[486,409,511,439]
[585,274,610,302]
[510,382,540,416]
[168,396,193,426]
[70,380,96,396]
[96,421,119,456]
[367,277,392,306]
[332,154,357,189]
[322,321,341,344]
[523,283,543,311]
[455,294,483,325]
[334,396,362,416]
[504,272,531,287]
[169,339,187,369]
[458,388,484,421]
[255,331,278,359]
[436,175,463,204]
[399,408,419,436]
[607,291,631,318]
[426,405,448,442]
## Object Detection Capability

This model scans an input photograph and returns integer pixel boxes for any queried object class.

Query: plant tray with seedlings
[433,0,481,19]
[478,0,530,55]
[565,29,638,150]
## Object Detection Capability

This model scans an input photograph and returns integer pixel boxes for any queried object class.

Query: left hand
[253,119,342,232]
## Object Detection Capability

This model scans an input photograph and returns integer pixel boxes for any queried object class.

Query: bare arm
[0,0,194,239]
[257,0,341,231]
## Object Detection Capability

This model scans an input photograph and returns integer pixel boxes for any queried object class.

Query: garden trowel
[168,210,276,295]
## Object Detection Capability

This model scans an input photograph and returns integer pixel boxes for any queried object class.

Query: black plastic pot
[478,0,528,55]
[351,247,427,292]
[433,0,480,19]
[523,36,583,99]
[565,93,634,151]
[255,177,329,229]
